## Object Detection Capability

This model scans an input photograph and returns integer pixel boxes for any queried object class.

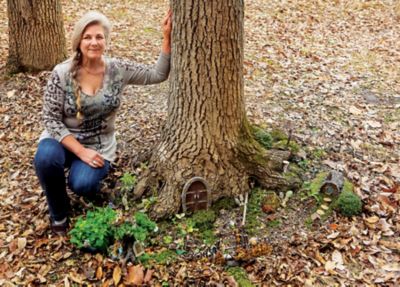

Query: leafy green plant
[69,207,116,251]
[163,235,173,245]
[137,196,157,211]
[335,189,362,217]
[120,172,137,192]
[69,208,157,251]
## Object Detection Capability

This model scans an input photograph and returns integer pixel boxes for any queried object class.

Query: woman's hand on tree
[77,147,105,168]
[162,9,172,54]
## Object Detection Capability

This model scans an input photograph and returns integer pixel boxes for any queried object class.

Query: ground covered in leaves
[0,0,399,286]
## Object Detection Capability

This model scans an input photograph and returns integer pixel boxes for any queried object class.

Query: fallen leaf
[17,238,26,251]
[64,276,70,287]
[125,265,144,286]
[382,263,400,272]
[349,106,362,115]
[365,216,379,224]
[113,265,122,286]
[143,269,154,283]
[96,266,103,280]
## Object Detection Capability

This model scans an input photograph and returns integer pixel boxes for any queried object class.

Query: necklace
[82,66,105,75]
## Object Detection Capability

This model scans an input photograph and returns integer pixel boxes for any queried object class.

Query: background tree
[136,0,294,219]
[7,0,66,72]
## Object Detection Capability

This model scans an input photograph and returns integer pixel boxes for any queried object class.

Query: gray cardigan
[39,52,170,161]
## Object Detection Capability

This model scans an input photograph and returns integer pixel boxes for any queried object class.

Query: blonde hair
[69,11,111,119]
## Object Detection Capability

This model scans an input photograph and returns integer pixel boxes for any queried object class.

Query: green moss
[270,129,288,141]
[287,163,303,176]
[226,267,255,287]
[267,219,281,228]
[212,197,236,212]
[201,229,217,245]
[272,140,300,153]
[301,172,328,203]
[311,148,327,159]
[138,249,177,266]
[309,172,328,194]
[245,188,266,235]
[251,125,272,149]
[190,210,216,230]
[335,188,362,217]
[343,180,354,193]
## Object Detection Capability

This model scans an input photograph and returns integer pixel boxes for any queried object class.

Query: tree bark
[7,0,66,73]
[135,0,292,218]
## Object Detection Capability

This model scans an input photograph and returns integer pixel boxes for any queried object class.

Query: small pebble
[321,204,329,210]
[317,209,325,215]
[324,197,332,202]
[249,237,258,245]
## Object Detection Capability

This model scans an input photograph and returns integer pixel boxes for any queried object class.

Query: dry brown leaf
[144,269,154,283]
[125,265,144,286]
[365,216,379,224]
[96,266,103,280]
[113,265,122,285]
[64,276,70,287]
[17,238,26,250]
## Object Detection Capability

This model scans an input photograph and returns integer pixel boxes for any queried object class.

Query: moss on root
[335,180,362,217]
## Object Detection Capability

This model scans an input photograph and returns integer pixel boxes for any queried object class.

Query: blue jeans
[34,138,110,221]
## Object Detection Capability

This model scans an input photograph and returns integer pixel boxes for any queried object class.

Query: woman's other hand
[77,147,105,168]
[162,9,172,54]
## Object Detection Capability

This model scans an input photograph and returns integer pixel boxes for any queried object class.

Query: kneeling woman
[34,10,172,235]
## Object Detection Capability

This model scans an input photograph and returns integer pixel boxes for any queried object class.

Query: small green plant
[120,172,137,192]
[69,208,157,251]
[226,267,254,287]
[252,126,273,149]
[69,207,116,251]
[335,188,362,217]
[137,196,157,211]
[163,235,173,245]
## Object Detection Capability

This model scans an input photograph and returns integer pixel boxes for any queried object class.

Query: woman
[34,10,172,235]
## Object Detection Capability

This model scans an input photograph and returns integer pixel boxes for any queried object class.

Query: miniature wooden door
[182,177,210,213]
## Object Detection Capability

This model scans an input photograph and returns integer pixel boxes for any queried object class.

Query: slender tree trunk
[135,0,292,218]
[7,0,66,73]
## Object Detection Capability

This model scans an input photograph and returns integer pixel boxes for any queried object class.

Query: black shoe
[50,219,69,236]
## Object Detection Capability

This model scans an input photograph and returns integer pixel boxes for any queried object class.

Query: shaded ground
[1,0,399,286]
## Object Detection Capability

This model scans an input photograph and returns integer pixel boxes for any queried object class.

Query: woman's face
[79,23,106,61]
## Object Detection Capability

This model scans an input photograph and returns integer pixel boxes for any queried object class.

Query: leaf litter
[0,0,399,285]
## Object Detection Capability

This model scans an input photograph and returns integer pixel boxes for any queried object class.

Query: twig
[242,192,249,226]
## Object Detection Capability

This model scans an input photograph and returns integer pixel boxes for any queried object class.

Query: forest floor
[0,0,399,286]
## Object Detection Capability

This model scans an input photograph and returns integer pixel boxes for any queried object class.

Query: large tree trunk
[135,0,291,218]
[7,0,66,73]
